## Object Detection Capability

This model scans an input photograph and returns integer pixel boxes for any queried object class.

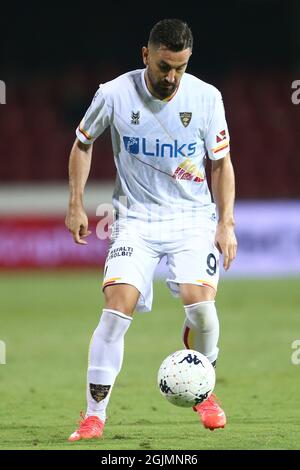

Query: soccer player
[66,18,237,441]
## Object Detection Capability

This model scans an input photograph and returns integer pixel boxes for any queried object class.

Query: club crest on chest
[179,112,192,127]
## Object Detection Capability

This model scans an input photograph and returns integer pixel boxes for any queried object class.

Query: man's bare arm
[211,152,237,270]
[65,138,93,245]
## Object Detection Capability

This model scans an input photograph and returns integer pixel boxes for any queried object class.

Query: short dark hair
[148,19,193,52]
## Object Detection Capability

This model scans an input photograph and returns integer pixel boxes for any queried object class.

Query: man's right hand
[65,205,91,245]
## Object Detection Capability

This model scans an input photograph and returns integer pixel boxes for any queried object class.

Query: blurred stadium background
[0,0,300,450]
[0,0,299,272]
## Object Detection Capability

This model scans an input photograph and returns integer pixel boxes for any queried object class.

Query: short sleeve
[76,86,111,144]
[204,91,230,160]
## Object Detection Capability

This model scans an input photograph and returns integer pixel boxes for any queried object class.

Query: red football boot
[68,413,105,442]
[193,394,226,431]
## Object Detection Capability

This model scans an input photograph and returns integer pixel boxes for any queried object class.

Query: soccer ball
[157,349,215,408]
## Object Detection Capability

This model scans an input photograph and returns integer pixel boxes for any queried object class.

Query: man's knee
[103,284,140,316]
[180,284,216,306]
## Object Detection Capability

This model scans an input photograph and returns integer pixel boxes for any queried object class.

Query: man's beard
[148,72,177,99]
[154,81,177,99]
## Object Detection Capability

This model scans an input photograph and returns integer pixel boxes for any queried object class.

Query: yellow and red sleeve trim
[212,141,229,154]
[79,126,93,141]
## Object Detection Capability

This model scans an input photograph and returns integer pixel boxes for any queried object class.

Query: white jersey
[76,69,230,225]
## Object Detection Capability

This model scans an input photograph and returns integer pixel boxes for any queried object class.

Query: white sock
[86,308,132,421]
[183,301,219,363]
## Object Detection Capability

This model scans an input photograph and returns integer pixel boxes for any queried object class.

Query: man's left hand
[215,222,237,271]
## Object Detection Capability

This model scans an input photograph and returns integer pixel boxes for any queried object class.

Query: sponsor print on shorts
[107,246,134,261]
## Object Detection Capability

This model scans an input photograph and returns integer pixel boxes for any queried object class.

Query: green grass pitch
[0,271,300,450]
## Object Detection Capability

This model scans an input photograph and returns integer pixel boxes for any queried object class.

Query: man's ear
[142,46,149,66]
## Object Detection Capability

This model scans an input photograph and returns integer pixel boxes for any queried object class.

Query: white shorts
[102,220,219,312]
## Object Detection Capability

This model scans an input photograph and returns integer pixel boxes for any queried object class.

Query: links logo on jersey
[123,137,140,154]
[123,136,197,158]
